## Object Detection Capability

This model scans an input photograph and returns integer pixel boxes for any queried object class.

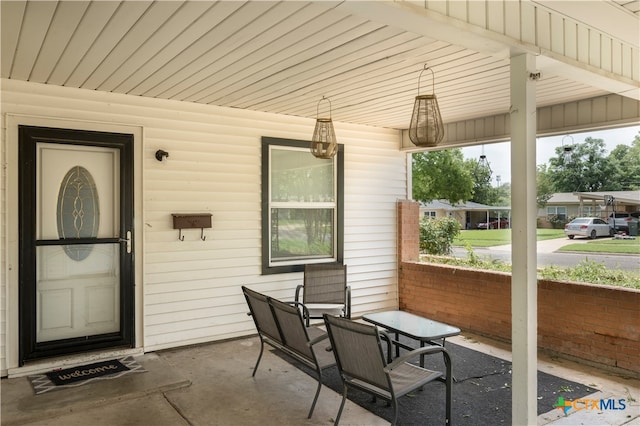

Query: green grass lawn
[558,237,640,255]
[453,228,639,255]
[453,229,565,247]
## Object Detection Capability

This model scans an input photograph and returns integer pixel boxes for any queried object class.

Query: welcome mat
[28,356,146,395]
[276,339,596,425]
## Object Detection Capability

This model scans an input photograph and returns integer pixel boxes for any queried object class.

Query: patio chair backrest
[323,314,389,390]
[324,314,452,425]
[242,286,283,345]
[302,263,347,305]
[269,298,314,361]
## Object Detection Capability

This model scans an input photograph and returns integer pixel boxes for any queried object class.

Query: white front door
[19,126,134,363]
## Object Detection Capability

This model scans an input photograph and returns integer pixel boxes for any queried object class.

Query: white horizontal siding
[1,79,405,364]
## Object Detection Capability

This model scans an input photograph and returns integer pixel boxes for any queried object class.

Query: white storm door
[20,125,134,364]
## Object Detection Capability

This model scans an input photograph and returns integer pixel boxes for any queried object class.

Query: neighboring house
[538,191,640,226]
[419,200,511,229]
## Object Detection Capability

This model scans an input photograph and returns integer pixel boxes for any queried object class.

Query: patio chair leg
[307,369,323,418]
[252,339,265,377]
[444,350,452,425]
[391,398,399,426]
[334,383,348,426]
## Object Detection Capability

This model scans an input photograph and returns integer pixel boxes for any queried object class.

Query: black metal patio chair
[269,297,336,418]
[323,314,452,426]
[242,285,286,377]
[241,286,335,419]
[295,263,350,326]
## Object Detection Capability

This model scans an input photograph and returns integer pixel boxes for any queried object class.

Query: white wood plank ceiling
[2,1,638,130]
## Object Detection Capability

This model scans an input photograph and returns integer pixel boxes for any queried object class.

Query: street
[451,237,640,271]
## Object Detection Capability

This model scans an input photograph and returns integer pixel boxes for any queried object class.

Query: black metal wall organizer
[172,213,212,241]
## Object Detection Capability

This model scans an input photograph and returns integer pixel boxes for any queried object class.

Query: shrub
[419,216,461,255]
[540,259,640,289]
[548,214,569,229]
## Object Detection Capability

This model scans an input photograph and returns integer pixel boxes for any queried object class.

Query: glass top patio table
[363,310,461,370]
[362,310,460,343]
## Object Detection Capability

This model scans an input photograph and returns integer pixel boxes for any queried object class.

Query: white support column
[510,53,538,425]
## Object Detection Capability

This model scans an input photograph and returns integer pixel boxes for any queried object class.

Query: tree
[607,136,640,190]
[465,158,500,205]
[494,182,511,206]
[412,150,474,204]
[547,137,611,192]
[536,164,554,208]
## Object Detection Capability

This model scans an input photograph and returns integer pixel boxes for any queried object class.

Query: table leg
[394,332,400,358]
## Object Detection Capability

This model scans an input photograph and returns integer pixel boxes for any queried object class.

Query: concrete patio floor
[2,331,638,426]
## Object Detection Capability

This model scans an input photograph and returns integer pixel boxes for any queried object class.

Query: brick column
[397,200,419,262]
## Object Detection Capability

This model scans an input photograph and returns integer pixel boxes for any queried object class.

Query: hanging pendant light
[478,145,492,173]
[310,96,338,159]
[561,135,574,163]
[409,65,444,147]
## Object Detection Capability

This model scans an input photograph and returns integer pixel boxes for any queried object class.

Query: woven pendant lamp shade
[409,94,444,146]
[310,97,338,159]
[409,66,444,147]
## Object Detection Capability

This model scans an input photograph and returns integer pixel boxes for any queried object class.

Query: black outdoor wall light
[155,149,169,161]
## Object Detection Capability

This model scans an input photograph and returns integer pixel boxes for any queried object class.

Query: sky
[461,125,640,185]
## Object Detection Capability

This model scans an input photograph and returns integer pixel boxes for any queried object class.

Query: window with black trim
[262,137,343,275]
[546,206,567,221]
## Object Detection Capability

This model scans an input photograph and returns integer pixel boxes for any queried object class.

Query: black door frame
[18,125,135,364]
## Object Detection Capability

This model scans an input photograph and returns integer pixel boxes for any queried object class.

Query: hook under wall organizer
[172,214,212,241]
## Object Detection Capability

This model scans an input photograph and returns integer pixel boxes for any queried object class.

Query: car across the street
[476,219,510,229]
[564,217,613,239]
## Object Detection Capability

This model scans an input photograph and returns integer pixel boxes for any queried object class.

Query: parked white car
[564,217,613,239]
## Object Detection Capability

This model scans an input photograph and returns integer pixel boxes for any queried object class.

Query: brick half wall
[397,201,640,375]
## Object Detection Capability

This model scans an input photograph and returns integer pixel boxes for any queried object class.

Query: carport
[420,200,511,229]
[575,191,640,212]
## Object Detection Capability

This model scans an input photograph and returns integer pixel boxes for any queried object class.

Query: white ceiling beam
[338,1,640,100]
[335,1,517,59]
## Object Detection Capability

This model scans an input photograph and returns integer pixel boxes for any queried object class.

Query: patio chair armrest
[384,346,451,372]
[345,286,351,318]
[377,329,393,363]
[283,300,310,321]
[295,284,303,302]
[307,333,330,347]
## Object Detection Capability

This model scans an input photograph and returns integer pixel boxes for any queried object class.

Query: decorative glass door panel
[36,144,120,342]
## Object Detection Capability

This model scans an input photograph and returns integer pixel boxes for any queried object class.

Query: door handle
[119,231,132,254]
